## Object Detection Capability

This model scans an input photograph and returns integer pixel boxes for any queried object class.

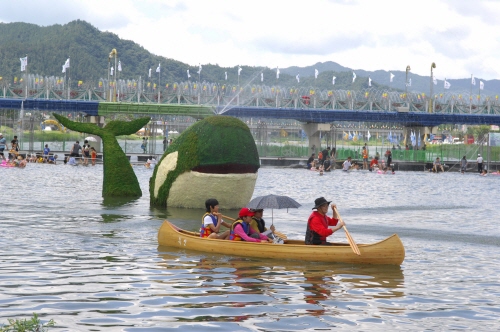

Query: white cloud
[2,0,500,79]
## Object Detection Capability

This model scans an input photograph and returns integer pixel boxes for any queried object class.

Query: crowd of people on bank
[199,197,345,246]
[0,133,28,168]
[307,143,399,174]
[306,142,492,176]
[61,140,97,166]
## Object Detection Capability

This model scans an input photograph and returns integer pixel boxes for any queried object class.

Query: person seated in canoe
[229,208,272,243]
[305,197,345,245]
[432,157,444,173]
[249,208,275,239]
[200,198,231,240]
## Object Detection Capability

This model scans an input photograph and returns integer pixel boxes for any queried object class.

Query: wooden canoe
[158,221,405,265]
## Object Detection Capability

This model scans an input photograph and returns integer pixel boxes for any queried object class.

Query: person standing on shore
[9,135,19,160]
[70,140,82,157]
[460,156,468,174]
[43,144,50,162]
[0,133,6,160]
[362,146,368,170]
[163,136,167,151]
[477,154,483,173]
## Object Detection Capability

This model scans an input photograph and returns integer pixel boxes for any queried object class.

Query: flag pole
[470,74,473,114]
[24,54,29,99]
[158,63,161,104]
[113,53,117,102]
[67,56,71,100]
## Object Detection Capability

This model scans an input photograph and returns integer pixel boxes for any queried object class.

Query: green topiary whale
[53,113,150,197]
[150,116,260,209]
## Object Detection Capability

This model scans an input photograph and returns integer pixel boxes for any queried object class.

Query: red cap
[238,207,255,218]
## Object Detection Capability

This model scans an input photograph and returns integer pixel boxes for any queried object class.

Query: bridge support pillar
[301,123,330,155]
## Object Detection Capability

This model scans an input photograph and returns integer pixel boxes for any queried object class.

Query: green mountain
[0,20,498,95]
[0,20,388,91]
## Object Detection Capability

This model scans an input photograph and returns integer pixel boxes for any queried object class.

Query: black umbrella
[246,194,301,224]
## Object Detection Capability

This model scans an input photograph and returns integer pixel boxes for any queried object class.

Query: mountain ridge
[0,20,498,95]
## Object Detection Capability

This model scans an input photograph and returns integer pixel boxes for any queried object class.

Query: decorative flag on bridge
[238,66,242,76]
[225,71,227,80]
[20,56,27,72]
[197,64,202,74]
[148,68,151,78]
[118,61,122,72]
[296,74,300,83]
[471,76,476,85]
[352,71,356,83]
[156,63,161,73]
[62,58,70,73]
[390,72,395,82]
[332,76,336,85]
[367,130,371,141]
[315,69,319,79]
[406,78,412,87]
[433,75,437,85]
[261,72,263,82]
[276,67,280,79]
[444,79,451,89]
[110,67,114,76]
[480,81,484,90]
[187,69,191,78]
[368,77,372,87]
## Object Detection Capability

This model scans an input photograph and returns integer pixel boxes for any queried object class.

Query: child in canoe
[200,198,231,240]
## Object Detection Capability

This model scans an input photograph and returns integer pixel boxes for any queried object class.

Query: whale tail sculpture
[53,113,150,197]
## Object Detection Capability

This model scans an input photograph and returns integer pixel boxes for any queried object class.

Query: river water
[1,164,499,331]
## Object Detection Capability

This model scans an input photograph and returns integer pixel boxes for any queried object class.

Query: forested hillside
[1,20,498,94]
[0,20,385,90]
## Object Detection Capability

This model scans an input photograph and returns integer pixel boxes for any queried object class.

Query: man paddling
[305,197,345,245]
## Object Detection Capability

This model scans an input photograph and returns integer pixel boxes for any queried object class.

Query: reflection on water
[1,165,500,330]
[101,196,141,208]
[155,249,405,327]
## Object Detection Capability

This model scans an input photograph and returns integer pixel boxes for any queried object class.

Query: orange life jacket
[200,212,217,238]
[362,150,368,159]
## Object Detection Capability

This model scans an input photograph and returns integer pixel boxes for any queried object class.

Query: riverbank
[14,151,498,171]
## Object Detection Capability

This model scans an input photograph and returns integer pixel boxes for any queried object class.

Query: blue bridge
[2,97,500,127]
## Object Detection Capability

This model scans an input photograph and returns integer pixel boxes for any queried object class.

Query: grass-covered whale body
[150,116,260,209]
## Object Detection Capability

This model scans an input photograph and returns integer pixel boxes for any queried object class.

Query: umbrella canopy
[247,194,301,210]
[85,136,98,142]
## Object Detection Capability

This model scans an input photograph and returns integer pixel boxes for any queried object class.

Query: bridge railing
[3,76,500,114]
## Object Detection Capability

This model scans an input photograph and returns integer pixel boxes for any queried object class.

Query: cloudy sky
[2,0,500,80]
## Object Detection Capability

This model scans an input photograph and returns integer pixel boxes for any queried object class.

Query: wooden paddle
[221,214,287,240]
[334,207,361,255]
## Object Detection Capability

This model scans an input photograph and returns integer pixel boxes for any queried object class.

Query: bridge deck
[2,98,500,126]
